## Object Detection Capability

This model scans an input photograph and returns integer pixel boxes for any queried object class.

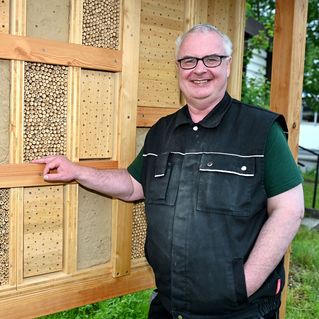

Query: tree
[242,0,275,108]
[243,0,319,114]
[303,0,319,114]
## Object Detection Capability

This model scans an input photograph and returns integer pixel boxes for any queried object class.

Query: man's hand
[32,155,79,182]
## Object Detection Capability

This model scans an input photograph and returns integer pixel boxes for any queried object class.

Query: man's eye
[183,58,196,64]
[205,56,219,63]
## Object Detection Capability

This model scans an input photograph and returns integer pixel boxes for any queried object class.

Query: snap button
[193,126,198,131]
[241,165,247,171]
[207,162,213,167]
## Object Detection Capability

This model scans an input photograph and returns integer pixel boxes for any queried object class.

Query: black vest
[141,93,287,319]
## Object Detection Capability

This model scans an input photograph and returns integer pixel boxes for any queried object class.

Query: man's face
[177,32,231,110]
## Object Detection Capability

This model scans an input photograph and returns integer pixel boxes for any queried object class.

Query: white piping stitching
[199,168,254,177]
[143,151,263,158]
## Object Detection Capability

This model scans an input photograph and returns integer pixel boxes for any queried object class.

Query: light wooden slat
[9,0,27,288]
[270,1,308,318]
[63,0,83,275]
[0,33,122,72]
[137,106,178,127]
[111,0,141,278]
[0,161,118,188]
[184,0,208,27]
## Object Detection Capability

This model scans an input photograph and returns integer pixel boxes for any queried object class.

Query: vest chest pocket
[196,153,256,216]
[146,153,181,206]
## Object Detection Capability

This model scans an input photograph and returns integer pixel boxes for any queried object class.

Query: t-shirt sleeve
[127,147,144,184]
[264,122,303,197]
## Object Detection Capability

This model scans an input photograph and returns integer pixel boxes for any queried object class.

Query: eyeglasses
[177,54,229,70]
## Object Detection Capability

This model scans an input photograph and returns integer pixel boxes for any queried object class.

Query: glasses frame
[177,54,229,70]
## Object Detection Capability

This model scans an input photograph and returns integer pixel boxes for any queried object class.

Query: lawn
[286,226,319,318]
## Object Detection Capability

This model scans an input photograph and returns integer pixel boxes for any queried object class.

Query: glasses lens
[180,57,197,69]
[203,55,221,67]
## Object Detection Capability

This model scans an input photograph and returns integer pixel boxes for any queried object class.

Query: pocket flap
[154,153,170,178]
[199,153,255,177]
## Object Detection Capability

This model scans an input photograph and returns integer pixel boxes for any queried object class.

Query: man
[34,24,304,319]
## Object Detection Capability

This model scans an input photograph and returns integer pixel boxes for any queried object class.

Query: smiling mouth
[192,79,210,84]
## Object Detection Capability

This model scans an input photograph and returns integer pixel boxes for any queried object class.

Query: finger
[43,172,65,182]
[31,155,58,164]
[42,159,63,175]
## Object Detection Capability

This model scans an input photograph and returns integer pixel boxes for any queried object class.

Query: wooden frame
[0,0,308,318]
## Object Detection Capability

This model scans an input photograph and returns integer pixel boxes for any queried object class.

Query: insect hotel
[0,0,307,318]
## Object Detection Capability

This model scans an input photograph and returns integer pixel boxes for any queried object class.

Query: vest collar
[175,92,232,129]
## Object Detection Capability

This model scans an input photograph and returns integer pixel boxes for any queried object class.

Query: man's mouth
[192,79,209,84]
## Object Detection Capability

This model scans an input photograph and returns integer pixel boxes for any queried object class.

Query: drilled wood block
[0,0,9,34]
[138,0,183,108]
[79,70,115,159]
[23,186,63,277]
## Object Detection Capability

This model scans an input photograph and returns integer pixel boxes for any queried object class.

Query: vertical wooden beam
[270,1,308,318]
[270,0,308,158]
[184,0,208,27]
[112,0,141,277]
[207,0,246,100]
[62,0,83,275]
[9,0,26,286]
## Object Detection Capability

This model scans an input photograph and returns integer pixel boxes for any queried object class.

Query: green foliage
[303,0,319,113]
[242,0,275,108]
[243,0,319,115]
[241,76,270,109]
[286,227,319,318]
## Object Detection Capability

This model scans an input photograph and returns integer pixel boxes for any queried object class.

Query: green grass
[39,289,152,319]
[286,226,319,319]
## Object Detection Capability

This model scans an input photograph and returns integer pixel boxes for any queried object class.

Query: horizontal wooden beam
[137,106,179,127]
[0,266,155,319]
[0,33,122,71]
[0,160,118,188]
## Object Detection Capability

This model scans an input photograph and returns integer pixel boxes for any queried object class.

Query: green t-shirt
[128,122,303,198]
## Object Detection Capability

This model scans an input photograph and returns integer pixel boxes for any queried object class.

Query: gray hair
[175,24,233,58]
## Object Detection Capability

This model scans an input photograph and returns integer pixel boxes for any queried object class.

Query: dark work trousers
[147,291,279,319]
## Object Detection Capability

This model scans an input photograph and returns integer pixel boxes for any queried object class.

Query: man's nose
[194,59,207,72]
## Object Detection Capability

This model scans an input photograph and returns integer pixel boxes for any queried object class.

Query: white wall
[299,122,319,150]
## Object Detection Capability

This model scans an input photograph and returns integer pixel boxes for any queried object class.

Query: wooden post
[112,0,141,277]
[270,0,308,317]
[9,0,26,286]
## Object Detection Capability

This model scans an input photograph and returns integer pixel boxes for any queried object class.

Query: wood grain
[0,161,118,188]
[0,33,122,71]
